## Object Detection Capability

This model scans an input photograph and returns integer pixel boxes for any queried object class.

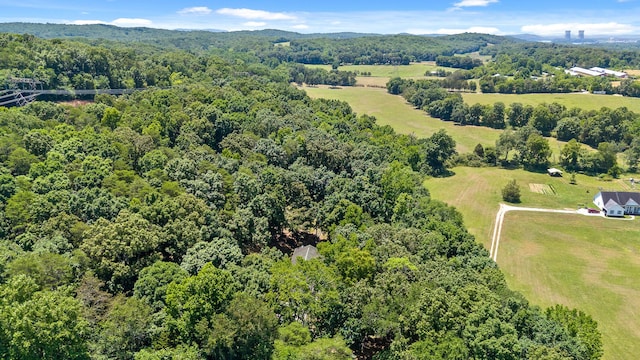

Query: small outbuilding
[593,191,640,217]
[291,245,320,264]
[547,168,563,177]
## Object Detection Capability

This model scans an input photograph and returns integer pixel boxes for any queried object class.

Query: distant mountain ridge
[0,22,379,41]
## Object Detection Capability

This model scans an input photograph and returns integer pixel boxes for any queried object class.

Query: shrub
[502,179,521,203]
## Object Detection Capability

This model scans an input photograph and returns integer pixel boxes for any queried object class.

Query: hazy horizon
[1,0,640,37]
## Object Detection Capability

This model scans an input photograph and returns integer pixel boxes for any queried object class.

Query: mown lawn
[499,212,640,360]
[462,92,640,113]
[425,166,636,249]
[427,167,640,360]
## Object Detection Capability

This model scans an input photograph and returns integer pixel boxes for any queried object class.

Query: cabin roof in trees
[291,245,320,264]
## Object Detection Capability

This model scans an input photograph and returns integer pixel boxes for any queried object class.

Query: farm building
[593,191,640,217]
[565,66,628,78]
[566,67,604,77]
[589,67,628,78]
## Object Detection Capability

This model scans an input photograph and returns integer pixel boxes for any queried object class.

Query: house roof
[604,199,624,210]
[291,245,320,264]
[599,191,640,208]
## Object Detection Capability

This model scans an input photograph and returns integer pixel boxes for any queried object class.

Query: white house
[593,191,640,217]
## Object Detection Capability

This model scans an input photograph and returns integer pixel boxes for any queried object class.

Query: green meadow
[425,166,635,250]
[304,62,454,78]
[303,85,572,156]
[462,92,640,113]
[427,167,640,360]
[499,212,640,360]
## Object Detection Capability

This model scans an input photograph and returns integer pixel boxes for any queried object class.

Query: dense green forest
[0,28,605,359]
[0,23,516,65]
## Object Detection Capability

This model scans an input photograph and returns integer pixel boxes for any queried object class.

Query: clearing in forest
[427,167,640,360]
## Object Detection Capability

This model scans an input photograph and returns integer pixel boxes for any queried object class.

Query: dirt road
[489,204,578,262]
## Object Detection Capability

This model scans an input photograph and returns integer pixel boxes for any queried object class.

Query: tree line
[388,77,640,175]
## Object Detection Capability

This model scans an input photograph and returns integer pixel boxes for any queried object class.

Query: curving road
[489,204,636,262]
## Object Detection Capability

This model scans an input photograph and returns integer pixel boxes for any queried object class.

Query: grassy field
[303,85,573,156]
[305,62,459,88]
[425,167,635,249]
[462,92,640,113]
[304,85,499,153]
[426,167,639,360]
[499,212,640,360]
[304,62,454,78]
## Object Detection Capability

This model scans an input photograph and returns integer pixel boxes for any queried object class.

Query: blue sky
[1,0,639,37]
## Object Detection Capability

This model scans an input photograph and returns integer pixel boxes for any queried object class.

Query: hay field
[304,62,454,78]
[462,92,640,113]
[303,85,500,153]
[303,85,573,157]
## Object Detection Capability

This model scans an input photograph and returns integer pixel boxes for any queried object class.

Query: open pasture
[427,167,640,360]
[462,92,640,113]
[303,85,573,157]
[303,85,499,153]
[499,212,640,360]
[304,62,454,78]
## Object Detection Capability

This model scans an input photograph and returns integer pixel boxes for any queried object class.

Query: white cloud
[70,19,106,25]
[291,24,309,30]
[111,18,153,27]
[178,7,212,15]
[407,26,501,35]
[521,22,637,36]
[67,18,153,27]
[216,8,296,21]
[453,0,498,7]
[243,21,267,27]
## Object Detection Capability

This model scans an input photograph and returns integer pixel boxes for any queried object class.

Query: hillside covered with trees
[0,28,604,359]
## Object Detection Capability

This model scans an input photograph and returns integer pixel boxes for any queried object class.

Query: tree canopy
[0,28,605,360]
